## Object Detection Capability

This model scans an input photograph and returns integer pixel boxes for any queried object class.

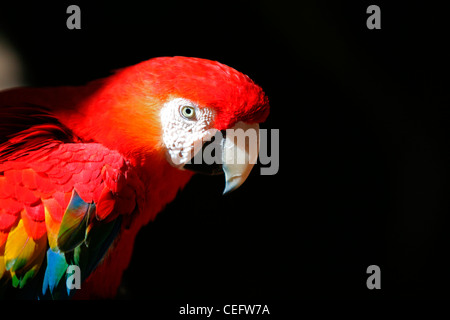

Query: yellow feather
[1,230,10,281]
[9,247,45,288]
[4,219,46,273]
[44,207,60,251]
[0,250,7,280]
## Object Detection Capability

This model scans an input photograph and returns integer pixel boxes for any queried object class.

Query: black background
[1,0,449,300]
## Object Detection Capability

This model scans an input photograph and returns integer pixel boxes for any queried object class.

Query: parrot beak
[222,122,260,194]
[182,121,260,194]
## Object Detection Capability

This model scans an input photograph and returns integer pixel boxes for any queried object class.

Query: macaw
[0,56,270,299]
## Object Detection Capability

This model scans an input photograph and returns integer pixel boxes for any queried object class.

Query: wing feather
[0,105,143,298]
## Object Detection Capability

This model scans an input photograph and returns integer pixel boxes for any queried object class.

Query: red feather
[96,187,116,221]
[0,211,19,232]
[22,204,46,240]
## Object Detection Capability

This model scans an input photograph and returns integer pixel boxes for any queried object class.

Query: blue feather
[42,249,68,297]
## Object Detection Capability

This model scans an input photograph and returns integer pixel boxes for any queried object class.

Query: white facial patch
[160,97,217,167]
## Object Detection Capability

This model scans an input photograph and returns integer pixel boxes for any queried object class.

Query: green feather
[57,189,91,252]
[68,216,122,280]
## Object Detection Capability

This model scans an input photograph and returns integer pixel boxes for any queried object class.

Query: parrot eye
[180,105,196,120]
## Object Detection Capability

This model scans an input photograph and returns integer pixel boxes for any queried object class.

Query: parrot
[0,56,270,299]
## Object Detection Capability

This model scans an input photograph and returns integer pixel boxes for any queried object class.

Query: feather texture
[0,109,143,297]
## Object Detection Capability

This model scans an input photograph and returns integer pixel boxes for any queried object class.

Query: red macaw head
[67,56,270,193]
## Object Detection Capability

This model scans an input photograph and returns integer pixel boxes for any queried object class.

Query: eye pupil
[181,106,195,119]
